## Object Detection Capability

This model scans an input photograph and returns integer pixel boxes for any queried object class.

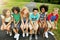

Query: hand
[15,24,17,27]
[4,25,7,29]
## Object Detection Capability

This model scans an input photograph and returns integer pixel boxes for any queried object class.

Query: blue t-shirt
[29,13,39,22]
[51,16,56,22]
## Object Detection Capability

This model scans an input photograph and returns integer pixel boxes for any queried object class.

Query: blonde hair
[54,8,59,11]
[20,7,29,18]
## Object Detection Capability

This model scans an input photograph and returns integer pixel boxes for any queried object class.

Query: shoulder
[36,13,39,16]
[48,13,53,16]
[56,14,59,16]
[1,15,5,19]
[12,13,14,16]
[55,14,59,18]
[29,12,33,16]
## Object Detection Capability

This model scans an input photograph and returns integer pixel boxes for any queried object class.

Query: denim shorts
[11,21,21,29]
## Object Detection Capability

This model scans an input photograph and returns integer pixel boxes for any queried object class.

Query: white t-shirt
[1,15,12,22]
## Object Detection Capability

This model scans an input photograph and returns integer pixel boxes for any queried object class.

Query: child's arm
[21,18,24,26]
[6,20,12,27]
[54,14,59,25]
[1,15,5,25]
[15,14,21,26]
[44,14,47,21]
[13,19,16,27]
[30,20,34,27]
[1,18,5,25]
[25,18,28,24]
[21,14,24,25]
[15,20,20,26]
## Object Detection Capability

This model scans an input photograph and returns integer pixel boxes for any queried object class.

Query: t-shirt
[12,13,21,23]
[39,12,47,21]
[29,13,39,22]
[1,15,12,22]
[47,13,59,22]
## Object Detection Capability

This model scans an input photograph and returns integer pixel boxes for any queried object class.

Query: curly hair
[12,7,20,13]
[39,5,48,12]
[33,8,38,12]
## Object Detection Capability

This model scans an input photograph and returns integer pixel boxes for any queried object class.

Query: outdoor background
[0,0,60,40]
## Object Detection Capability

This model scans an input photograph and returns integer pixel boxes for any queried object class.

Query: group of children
[0,5,59,40]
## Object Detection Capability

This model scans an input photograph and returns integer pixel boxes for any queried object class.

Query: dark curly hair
[39,5,48,12]
[33,8,38,12]
[12,7,20,13]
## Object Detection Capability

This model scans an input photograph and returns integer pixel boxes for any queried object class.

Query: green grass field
[0,0,60,40]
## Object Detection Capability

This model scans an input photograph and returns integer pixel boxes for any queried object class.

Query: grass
[0,0,60,40]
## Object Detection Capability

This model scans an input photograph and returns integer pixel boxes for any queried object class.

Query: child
[47,8,59,36]
[39,5,48,38]
[0,9,12,36]
[12,7,21,40]
[20,7,29,37]
[29,8,39,40]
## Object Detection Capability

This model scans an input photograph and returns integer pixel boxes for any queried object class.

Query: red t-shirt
[47,13,59,21]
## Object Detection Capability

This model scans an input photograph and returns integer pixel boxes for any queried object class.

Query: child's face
[41,8,45,13]
[33,10,38,15]
[14,10,18,14]
[23,9,28,14]
[6,10,11,16]
[53,10,58,16]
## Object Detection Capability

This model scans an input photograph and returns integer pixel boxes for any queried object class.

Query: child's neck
[15,13,18,14]
[41,12,45,14]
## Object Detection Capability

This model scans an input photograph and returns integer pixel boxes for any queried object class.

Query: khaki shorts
[47,21,55,28]
[29,23,39,30]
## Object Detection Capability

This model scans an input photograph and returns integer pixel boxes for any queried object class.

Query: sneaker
[9,32,12,36]
[35,35,38,40]
[16,34,20,40]
[14,33,20,40]
[7,31,9,34]
[23,33,25,37]
[14,33,20,38]
[29,35,32,40]
[45,32,48,38]
[48,31,54,36]
[26,33,28,37]
[14,34,16,38]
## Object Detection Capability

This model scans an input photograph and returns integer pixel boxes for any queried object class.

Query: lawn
[0,0,60,40]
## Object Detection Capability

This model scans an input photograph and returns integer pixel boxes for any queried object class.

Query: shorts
[11,21,21,29]
[5,22,9,25]
[23,19,29,24]
[29,22,39,30]
[47,21,55,28]
[5,22,12,26]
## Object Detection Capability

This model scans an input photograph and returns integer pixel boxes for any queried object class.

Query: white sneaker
[29,35,32,40]
[14,34,20,40]
[23,33,25,37]
[35,35,38,40]
[14,34,20,38]
[26,33,28,37]
[14,34,17,38]
[48,31,54,36]
[45,32,48,38]
[16,34,20,40]
[9,32,12,36]
[7,31,9,34]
